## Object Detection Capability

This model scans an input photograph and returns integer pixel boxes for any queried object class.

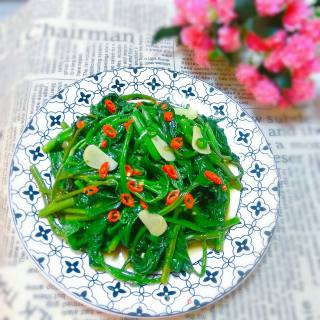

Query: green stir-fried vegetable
[31,93,243,285]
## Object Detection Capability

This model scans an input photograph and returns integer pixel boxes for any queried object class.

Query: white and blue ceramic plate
[8,67,279,317]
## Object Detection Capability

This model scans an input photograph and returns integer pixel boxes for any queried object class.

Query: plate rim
[7,66,280,318]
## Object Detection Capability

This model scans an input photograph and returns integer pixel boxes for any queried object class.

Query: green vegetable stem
[31,92,243,285]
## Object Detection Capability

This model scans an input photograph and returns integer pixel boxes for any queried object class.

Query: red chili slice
[170,137,183,149]
[162,164,178,180]
[204,170,223,185]
[184,193,194,209]
[103,124,117,138]
[133,170,141,176]
[161,103,168,110]
[104,99,116,114]
[140,200,148,209]
[120,193,134,207]
[125,164,141,177]
[100,140,107,149]
[222,184,227,191]
[107,210,121,223]
[83,186,99,196]
[124,118,133,132]
[99,162,109,179]
[164,111,173,122]
[76,120,85,129]
[125,164,134,176]
[166,190,180,206]
[127,180,144,193]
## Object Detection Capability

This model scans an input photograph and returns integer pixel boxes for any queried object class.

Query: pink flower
[278,97,290,109]
[194,49,211,66]
[174,0,212,26]
[293,58,320,78]
[281,34,316,70]
[301,19,320,42]
[255,0,285,16]
[172,12,188,26]
[235,64,261,89]
[181,26,214,50]
[264,49,284,73]
[246,32,269,52]
[264,30,287,50]
[252,77,281,106]
[218,26,241,52]
[214,0,236,24]
[247,30,287,53]
[283,0,311,31]
[283,77,315,105]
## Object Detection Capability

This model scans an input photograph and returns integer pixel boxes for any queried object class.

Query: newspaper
[0,0,320,319]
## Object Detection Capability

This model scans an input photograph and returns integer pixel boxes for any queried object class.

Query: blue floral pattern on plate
[8,67,279,317]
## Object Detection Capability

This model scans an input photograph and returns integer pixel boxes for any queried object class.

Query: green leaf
[209,47,239,66]
[88,248,107,270]
[259,66,292,89]
[273,69,292,89]
[171,232,192,273]
[245,13,284,38]
[208,49,222,60]
[223,51,240,66]
[152,26,182,44]
[235,0,257,22]
[209,22,220,39]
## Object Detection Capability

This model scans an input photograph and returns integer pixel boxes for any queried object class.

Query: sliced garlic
[83,144,118,170]
[151,135,175,162]
[192,126,211,154]
[138,210,168,237]
[174,106,198,120]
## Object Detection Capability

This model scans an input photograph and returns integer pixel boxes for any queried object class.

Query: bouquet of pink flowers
[154,0,320,107]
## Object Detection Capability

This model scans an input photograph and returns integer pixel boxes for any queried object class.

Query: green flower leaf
[235,0,257,22]
[223,51,240,66]
[245,13,284,38]
[208,49,222,60]
[153,26,182,44]
[259,66,292,89]
[273,69,292,89]
[209,47,240,66]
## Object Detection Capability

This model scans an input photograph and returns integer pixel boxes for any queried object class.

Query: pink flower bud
[194,49,211,67]
[252,77,281,106]
[215,0,236,24]
[255,0,285,16]
[181,26,214,50]
[283,77,315,105]
[283,0,311,32]
[236,64,261,89]
[264,49,284,73]
[218,26,241,52]
[281,34,316,70]
[301,19,320,42]
[246,32,269,52]
[264,30,287,50]
[174,0,212,26]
